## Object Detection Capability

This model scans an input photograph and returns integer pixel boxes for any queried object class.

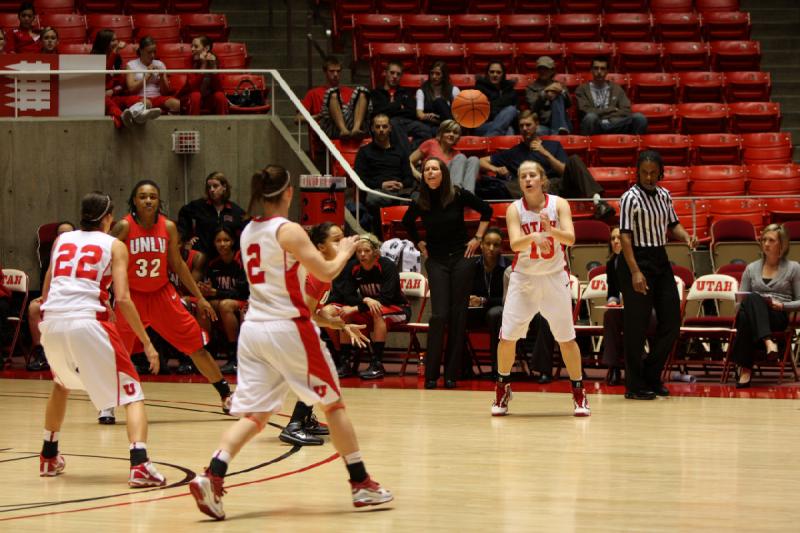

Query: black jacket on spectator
[369,87,418,121]
[206,252,249,301]
[177,199,246,258]
[354,141,415,190]
[329,256,408,313]
[472,254,510,309]
[475,77,518,121]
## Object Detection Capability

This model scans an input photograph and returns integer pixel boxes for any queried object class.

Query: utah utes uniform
[232,216,341,415]
[502,194,576,343]
[40,231,144,409]
[115,214,209,354]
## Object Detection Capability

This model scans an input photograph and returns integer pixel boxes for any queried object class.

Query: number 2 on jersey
[246,244,265,284]
[530,237,556,260]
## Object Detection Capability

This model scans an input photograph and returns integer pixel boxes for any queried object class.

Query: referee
[618,150,695,400]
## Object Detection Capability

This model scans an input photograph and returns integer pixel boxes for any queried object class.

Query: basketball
[451,89,490,129]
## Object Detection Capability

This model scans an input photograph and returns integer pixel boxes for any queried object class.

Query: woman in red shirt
[91,29,126,128]
[6,2,40,54]
[184,35,228,115]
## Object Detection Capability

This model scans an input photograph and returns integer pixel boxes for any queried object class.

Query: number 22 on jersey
[53,243,104,281]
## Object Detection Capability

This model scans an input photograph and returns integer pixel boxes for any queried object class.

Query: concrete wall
[0,115,316,288]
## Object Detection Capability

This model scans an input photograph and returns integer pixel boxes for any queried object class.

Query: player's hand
[632,271,649,295]
[143,340,160,374]
[469,295,483,307]
[363,297,382,317]
[337,235,359,258]
[344,324,370,349]
[198,297,218,321]
[536,236,552,256]
[464,237,480,257]
[539,212,551,232]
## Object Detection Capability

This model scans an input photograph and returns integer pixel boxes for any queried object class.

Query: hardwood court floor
[1,378,799,532]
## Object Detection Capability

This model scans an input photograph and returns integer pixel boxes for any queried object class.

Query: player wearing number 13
[492,160,590,417]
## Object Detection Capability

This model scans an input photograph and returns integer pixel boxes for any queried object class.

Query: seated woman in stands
[39,26,57,54]
[6,2,40,54]
[91,29,127,128]
[122,35,179,123]
[416,61,460,136]
[732,223,800,388]
[409,119,480,193]
[0,28,7,53]
[197,226,249,375]
[183,35,228,116]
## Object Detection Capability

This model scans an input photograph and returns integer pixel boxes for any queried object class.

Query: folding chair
[1,269,29,362]
[394,272,430,376]
[567,220,611,281]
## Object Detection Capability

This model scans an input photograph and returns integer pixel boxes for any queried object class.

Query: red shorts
[116,283,209,355]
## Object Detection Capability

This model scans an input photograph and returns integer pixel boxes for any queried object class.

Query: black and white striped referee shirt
[619,184,679,247]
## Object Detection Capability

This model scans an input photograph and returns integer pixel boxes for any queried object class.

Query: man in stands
[298,55,369,140]
[370,61,431,151]
[525,56,572,136]
[478,111,613,218]
[576,56,648,136]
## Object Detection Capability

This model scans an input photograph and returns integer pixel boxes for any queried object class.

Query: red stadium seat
[588,166,632,196]
[728,102,781,134]
[132,14,180,43]
[170,0,210,12]
[514,42,565,73]
[39,13,85,44]
[34,0,75,13]
[741,132,793,165]
[603,0,648,12]
[560,0,603,12]
[640,134,691,166]
[551,13,602,42]
[690,165,747,197]
[747,164,800,196]
[368,42,418,86]
[450,73,477,89]
[678,71,725,103]
[352,14,403,61]
[546,134,591,160]
[629,72,678,103]
[603,12,652,42]
[213,41,249,69]
[179,13,229,43]
[650,0,693,13]
[0,13,26,28]
[554,72,585,92]
[399,73,426,89]
[695,0,740,12]
[117,42,137,63]
[124,0,168,12]
[377,0,421,12]
[676,103,728,134]
[331,0,373,40]
[220,74,271,114]
[498,13,549,42]
[605,72,630,88]
[488,135,522,152]
[708,199,764,229]
[402,14,450,43]
[465,42,514,75]
[468,0,513,11]
[764,198,800,224]
[454,135,490,157]
[512,0,555,12]
[78,0,123,12]
[702,11,751,41]
[590,134,640,167]
[59,42,92,53]
[663,41,710,72]
[673,198,710,240]
[615,42,663,73]
[418,42,466,74]
[157,42,191,69]
[724,71,771,102]
[566,42,615,74]
[660,165,690,197]
[652,12,701,42]
[450,14,499,42]
[710,40,761,72]
[690,133,742,165]
[631,103,676,133]
[87,14,133,42]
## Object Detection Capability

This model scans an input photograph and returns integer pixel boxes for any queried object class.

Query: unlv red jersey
[124,214,170,291]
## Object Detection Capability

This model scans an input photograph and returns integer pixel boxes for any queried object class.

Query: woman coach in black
[618,150,695,400]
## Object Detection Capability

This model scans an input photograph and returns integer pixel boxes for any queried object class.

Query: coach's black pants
[731,294,788,369]
[617,247,681,393]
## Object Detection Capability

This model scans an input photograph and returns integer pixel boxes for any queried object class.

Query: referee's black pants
[617,247,681,393]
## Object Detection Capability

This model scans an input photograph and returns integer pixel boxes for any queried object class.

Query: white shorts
[40,317,144,410]
[501,270,576,343]
[231,318,342,415]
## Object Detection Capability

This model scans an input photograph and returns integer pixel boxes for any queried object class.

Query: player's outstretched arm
[278,222,358,282]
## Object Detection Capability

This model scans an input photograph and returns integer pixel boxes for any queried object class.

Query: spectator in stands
[732,224,800,388]
[26,221,75,372]
[576,56,647,136]
[370,61,431,150]
[39,27,57,53]
[168,230,207,375]
[416,60,460,137]
[0,28,6,53]
[298,55,369,140]
[525,56,571,136]
[197,226,249,375]
[184,35,228,116]
[475,61,519,137]
[479,110,613,218]
[354,114,416,233]
[91,29,126,129]
[178,171,247,260]
[327,234,410,380]
[409,119,480,193]
[402,157,492,389]
[123,35,179,124]
[6,2,40,54]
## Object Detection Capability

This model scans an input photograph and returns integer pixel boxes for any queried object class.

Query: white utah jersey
[511,194,567,276]
[42,230,115,317]
[241,216,310,322]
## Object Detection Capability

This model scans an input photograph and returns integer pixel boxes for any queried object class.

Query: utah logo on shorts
[123,383,137,396]
[313,385,328,397]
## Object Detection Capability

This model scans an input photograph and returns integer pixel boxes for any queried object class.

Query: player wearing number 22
[112,180,233,413]
[492,160,590,417]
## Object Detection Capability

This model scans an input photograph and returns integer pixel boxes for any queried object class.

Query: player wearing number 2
[492,160,590,417]
[111,180,233,415]
[189,165,393,521]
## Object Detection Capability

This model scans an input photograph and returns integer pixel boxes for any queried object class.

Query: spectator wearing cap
[525,56,572,136]
[576,56,647,136]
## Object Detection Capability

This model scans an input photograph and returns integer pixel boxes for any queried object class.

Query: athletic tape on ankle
[244,414,266,432]
[43,430,59,442]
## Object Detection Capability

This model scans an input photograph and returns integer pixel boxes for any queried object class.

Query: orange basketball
[451,89,490,129]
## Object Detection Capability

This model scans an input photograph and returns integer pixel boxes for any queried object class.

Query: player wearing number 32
[492,160,590,417]
[111,180,233,414]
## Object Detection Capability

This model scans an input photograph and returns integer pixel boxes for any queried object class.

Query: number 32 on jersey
[134,258,161,278]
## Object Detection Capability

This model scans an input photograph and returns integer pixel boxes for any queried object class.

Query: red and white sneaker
[129,461,167,488]
[350,476,393,508]
[189,470,226,520]
[572,386,591,417]
[491,382,512,416]
[221,394,232,415]
[40,454,65,477]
